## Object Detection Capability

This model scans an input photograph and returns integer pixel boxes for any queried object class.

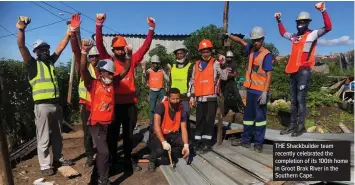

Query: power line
[60,1,119,33]
[41,1,74,15]
[0,25,32,48]
[0,19,68,39]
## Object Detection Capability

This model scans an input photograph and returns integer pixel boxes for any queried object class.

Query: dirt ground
[12,123,169,185]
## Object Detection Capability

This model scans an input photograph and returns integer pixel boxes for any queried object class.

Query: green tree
[148,44,175,70]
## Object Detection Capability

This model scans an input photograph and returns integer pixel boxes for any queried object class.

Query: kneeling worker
[148,88,190,172]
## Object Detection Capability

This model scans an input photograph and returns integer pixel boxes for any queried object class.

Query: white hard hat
[97,59,115,73]
[226,51,234,57]
[88,46,100,56]
[296,11,312,21]
[33,40,50,52]
[151,55,160,63]
[250,26,265,40]
[173,44,188,54]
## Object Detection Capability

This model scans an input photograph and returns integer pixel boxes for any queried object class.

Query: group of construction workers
[15,1,331,185]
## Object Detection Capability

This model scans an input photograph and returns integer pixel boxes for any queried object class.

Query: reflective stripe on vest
[194,58,215,97]
[161,100,181,134]
[286,32,317,74]
[148,69,163,88]
[29,61,59,101]
[171,63,191,94]
[79,64,97,102]
[243,48,270,91]
[114,58,136,95]
[88,80,115,124]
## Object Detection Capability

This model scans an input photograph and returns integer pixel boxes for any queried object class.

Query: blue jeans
[290,69,311,125]
[149,89,165,120]
[242,91,267,145]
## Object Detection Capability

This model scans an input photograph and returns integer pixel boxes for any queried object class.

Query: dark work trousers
[290,69,311,126]
[80,104,94,158]
[148,132,183,162]
[194,101,217,146]
[149,89,165,121]
[222,81,245,115]
[89,124,109,179]
[107,103,137,163]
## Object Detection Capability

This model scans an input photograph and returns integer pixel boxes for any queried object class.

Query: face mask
[176,58,185,64]
[297,25,308,35]
[38,53,50,61]
[170,102,179,111]
[102,77,113,85]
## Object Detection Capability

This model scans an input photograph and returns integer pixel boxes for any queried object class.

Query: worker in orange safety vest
[276,2,332,137]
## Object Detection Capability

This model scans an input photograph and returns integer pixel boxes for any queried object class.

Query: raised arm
[314,2,332,37]
[132,17,156,67]
[80,39,94,89]
[95,13,111,60]
[16,16,32,64]
[69,15,82,72]
[274,13,294,41]
[115,45,132,80]
[225,33,248,47]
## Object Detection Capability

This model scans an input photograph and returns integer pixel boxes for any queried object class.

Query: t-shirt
[245,44,273,95]
[222,61,237,84]
[155,102,187,123]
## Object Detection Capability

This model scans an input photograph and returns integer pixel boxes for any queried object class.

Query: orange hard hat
[112,36,127,48]
[198,39,213,51]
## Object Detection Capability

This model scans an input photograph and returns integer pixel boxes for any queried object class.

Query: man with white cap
[80,39,132,185]
[224,26,273,153]
[275,2,332,137]
[142,55,170,123]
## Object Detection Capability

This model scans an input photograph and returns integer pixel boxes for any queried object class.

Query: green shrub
[307,91,340,109]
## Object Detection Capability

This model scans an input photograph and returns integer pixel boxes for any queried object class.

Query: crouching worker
[80,39,132,185]
[148,88,190,172]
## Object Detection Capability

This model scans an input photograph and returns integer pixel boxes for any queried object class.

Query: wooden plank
[212,145,273,182]
[199,152,261,185]
[190,155,237,185]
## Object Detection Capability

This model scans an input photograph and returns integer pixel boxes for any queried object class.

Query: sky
[0,1,354,64]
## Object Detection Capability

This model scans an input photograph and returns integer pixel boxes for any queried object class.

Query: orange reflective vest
[194,58,215,97]
[88,80,115,125]
[113,58,136,95]
[285,32,317,74]
[148,69,163,88]
[243,48,270,91]
[161,100,182,135]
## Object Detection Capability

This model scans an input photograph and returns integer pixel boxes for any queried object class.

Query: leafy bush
[267,99,291,113]
[307,91,340,109]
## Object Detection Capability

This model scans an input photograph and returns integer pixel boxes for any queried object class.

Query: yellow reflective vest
[29,60,59,101]
[78,63,96,102]
[171,63,191,94]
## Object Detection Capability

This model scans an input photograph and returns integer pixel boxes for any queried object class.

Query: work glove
[147,17,156,30]
[81,39,94,54]
[70,14,81,32]
[274,12,282,23]
[166,63,172,72]
[96,13,106,26]
[189,97,196,108]
[162,141,171,151]
[221,32,231,40]
[124,44,133,56]
[258,91,268,105]
[16,16,31,30]
[218,55,226,65]
[315,2,326,12]
[182,144,190,159]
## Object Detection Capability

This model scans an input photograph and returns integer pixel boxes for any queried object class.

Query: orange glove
[81,39,94,54]
[16,16,31,30]
[315,2,326,12]
[96,13,106,26]
[147,17,155,30]
[70,14,81,32]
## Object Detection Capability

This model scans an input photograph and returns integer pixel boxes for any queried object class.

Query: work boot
[195,143,205,155]
[41,168,54,176]
[98,176,112,185]
[148,161,157,172]
[280,122,297,135]
[231,139,251,148]
[124,159,142,172]
[53,157,74,168]
[199,143,212,154]
[291,124,306,137]
[254,144,263,153]
[84,156,94,167]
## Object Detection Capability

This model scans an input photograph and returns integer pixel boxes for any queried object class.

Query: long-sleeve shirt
[143,68,170,91]
[95,24,154,104]
[189,59,228,102]
[278,11,332,68]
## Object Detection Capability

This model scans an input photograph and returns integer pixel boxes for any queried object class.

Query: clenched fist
[315,2,326,12]
[16,16,31,30]
[274,12,281,22]
[147,17,155,30]
[124,44,133,55]
[81,39,94,54]
[96,13,106,26]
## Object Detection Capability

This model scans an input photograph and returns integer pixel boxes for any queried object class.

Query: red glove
[147,17,155,30]
[96,13,106,26]
[70,14,81,32]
